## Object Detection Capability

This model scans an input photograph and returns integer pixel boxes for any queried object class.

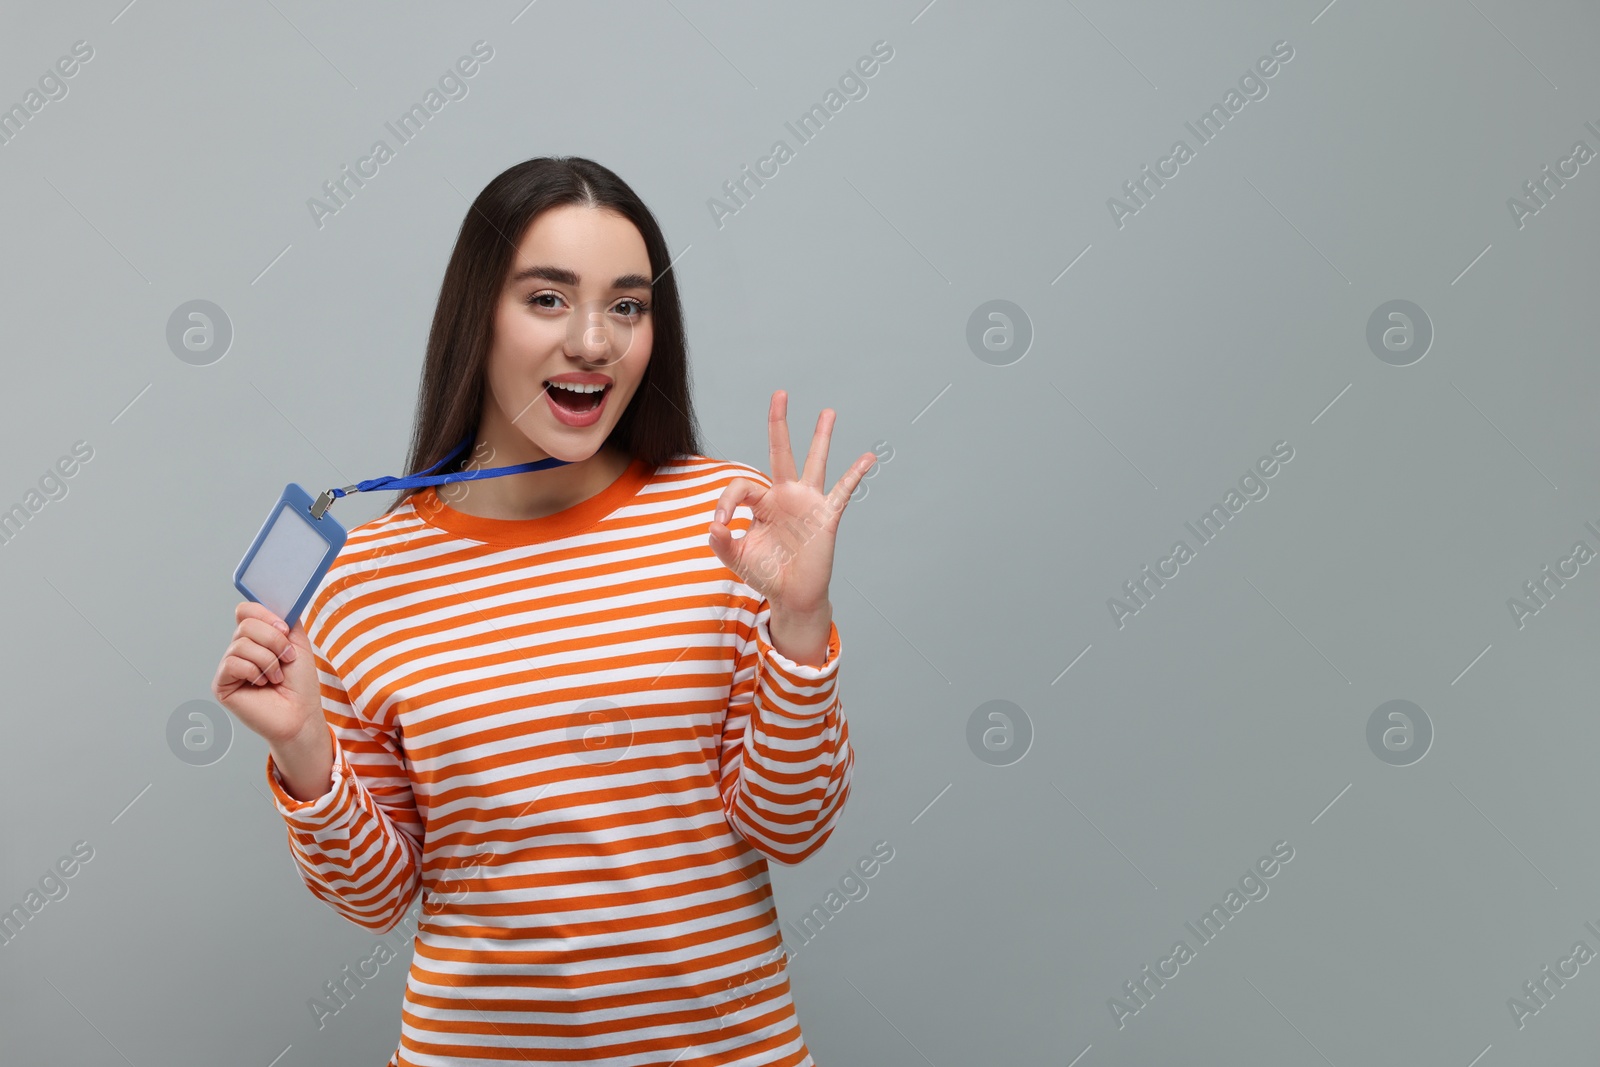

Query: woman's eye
[527,292,564,309]
[615,299,649,317]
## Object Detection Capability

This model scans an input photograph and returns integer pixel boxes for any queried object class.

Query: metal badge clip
[310,485,356,520]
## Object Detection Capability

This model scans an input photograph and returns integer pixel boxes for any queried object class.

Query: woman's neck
[443,407,630,522]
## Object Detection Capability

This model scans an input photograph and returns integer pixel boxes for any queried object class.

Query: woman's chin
[525,435,608,466]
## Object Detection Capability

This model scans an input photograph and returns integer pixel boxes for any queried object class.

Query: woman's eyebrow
[509,264,653,289]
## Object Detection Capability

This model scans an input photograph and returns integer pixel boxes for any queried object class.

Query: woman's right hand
[211,601,323,749]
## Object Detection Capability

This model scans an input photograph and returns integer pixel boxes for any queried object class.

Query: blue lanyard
[310,433,573,518]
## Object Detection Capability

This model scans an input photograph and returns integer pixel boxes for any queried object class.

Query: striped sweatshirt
[263,454,853,1066]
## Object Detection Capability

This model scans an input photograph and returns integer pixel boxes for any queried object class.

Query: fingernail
[283,645,297,662]
[270,667,283,684]
[276,619,290,634]
[715,509,728,525]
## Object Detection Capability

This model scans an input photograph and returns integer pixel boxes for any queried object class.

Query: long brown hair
[383,156,704,517]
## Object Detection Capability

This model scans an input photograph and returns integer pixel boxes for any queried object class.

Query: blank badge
[233,483,347,629]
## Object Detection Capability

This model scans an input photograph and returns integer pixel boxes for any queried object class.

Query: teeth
[547,381,607,394]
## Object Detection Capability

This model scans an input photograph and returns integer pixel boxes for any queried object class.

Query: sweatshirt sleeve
[263,642,424,933]
[717,592,854,866]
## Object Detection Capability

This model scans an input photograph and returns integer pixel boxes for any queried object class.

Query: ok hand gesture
[706,390,876,621]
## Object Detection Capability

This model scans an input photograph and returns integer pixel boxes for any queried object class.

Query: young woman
[212,156,876,1066]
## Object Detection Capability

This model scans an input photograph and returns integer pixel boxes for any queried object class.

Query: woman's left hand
[708,390,877,621]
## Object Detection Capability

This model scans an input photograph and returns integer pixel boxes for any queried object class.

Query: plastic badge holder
[233,483,348,629]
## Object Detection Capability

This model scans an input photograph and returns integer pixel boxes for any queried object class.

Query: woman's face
[486,203,654,461]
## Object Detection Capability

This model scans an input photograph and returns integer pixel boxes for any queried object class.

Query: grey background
[2,0,1597,1064]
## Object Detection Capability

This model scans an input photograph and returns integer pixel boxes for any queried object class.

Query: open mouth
[543,380,612,414]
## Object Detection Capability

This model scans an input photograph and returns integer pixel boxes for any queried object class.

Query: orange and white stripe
[264,454,853,1066]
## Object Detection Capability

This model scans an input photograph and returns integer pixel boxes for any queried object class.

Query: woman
[212,156,876,1065]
